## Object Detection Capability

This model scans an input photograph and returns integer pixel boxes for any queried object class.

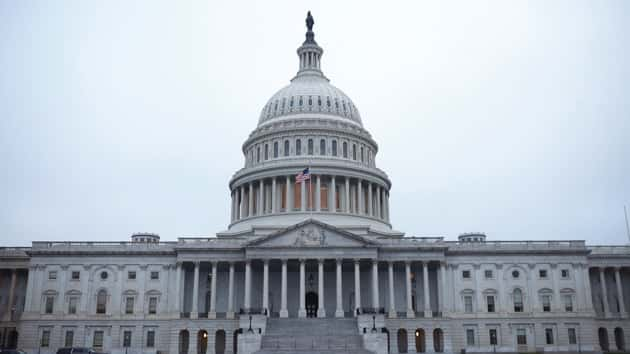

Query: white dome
[258,75,362,127]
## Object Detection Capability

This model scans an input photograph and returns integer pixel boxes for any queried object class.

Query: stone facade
[1,12,629,354]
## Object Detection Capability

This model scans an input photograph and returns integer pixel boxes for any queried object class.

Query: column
[248,182,254,217]
[244,260,252,311]
[56,266,67,315]
[344,177,350,213]
[316,175,321,212]
[240,185,246,218]
[354,260,362,315]
[551,264,560,311]
[615,267,627,317]
[497,264,505,313]
[191,262,200,318]
[280,260,288,318]
[271,177,277,213]
[227,262,235,318]
[335,259,344,317]
[330,176,336,212]
[298,259,306,317]
[358,179,364,215]
[584,266,594,312]
[440,262,447,315]
[262,260,269,315]
[230,191,235,222]
[385,191,390,221]
[174,262,182,315]
[258,179,264,215]
[318,259,326,317]
[600,267,610,316]
[6,270,17,320]
[300,178,306,211]
[376,186,382,218]
[209,262,218,318]
[286,176,292,211]
[372,260,380,309]
[24,266,35,312]
[367,182,373,217]
[405,262,415,318]
[423,261,431,317]
[388,262,396,318]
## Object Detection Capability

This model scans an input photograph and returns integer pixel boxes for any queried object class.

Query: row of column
[178,260,441,319]
[595,266,627,318]
[2,269,19,321]
[230,175,390,222]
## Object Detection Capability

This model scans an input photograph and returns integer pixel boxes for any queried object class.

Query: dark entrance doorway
[306,291,318,317]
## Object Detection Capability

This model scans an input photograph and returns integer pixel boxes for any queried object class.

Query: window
[264,144,268,160]
[284,140,289,156]
[568,328,577,345]
[484,270,493,279]
[128,271,136,280]
[462,270,471,279]
[539,269,548,278]
[296,139,301,155]
[96,290,107,314]
[360,146,364,162]
[71,271,80,280]
[41,330,50,347]
[68,297,78,314]
[332,140,337,156]
[545,328,554,345]
[125,297,134,314]
[273,142,278,158]
[308,139,313,155]
[150,271,159,280]
[45,296,54,314]
[512,270,520,278]
[563,294,573,312]
[48,271,57,280]
[342,142,348,158]
[561,269,570,279]
[93,330,104,348]
[487,295,495,313]
[256,146,260,162]
[65,330,74,347]
[123,331,132,347]
[489,329,498,345]
[100,271,108,280]
[513,289,523,312]
[517,328,527,345]
[464,295,473,313]
[149,297,157,314]
[320,139,326,155]
[466,329,475,346]
[352,144,357,160]
[146,330,155,348]
[542,294,551,312]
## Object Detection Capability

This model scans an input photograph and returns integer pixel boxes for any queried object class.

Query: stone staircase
[254,318,374,354]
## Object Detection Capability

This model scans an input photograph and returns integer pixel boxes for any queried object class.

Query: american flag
[296,167,310,183]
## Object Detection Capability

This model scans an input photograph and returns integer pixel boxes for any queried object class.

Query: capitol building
[1,12,630,354]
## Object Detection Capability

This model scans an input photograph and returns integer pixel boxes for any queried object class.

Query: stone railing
[445,240,586,251]
[589,246,630,255]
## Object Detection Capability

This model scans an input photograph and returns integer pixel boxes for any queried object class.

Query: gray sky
[1,1,629,246]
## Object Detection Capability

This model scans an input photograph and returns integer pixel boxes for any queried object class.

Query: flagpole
[309,160,313,218]
[625,205,630,244]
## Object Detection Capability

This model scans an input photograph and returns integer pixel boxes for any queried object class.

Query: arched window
[256,147,260,163]
[513,288,524,312]
[264,144,269,160]
[273,142,278,158]
[320,139,326,155]
[599,328,609,352]
[433,329,444,353]
[179,330,190,354]
[332,140,337,156]
[360,147,364,162]
[415,329,425,353]
[352,144,357,160]
[397,329,408,354]
[308,139,313,155]
[343,142,348,158]
[296,139,302,155]
[198,330,208,354]
[615,327,625,351]
[96,289,107,314]
[215,330,226,354]
[284,140,290,156]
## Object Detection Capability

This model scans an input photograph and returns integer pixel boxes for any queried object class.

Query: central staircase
[254,318,374,354]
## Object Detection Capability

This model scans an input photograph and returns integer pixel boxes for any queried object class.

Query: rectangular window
[65,330,74,347]
[123,331,132,347]
[296,140,301,155]
[126,297,134,314]
[128,271,136,280]
[466,329,475,346]
[41,330,50,347]
[487,295,495,313]
[561,269,570,279]
[462,270,471,279]
[93,330,104,348]
[489,329,498,345]
[146,330,155,348]
[150,271,159,280]
[48,271,57,280]
[516,328,527,345]
[542,295,551,312]
[464,296,473,313]
[568,328,577,345]
[149,297,157,314]
[320,139,326,155]
[45,296,54,314]
[68,297,78,314]
[308,139,313,155]
[563,294,573,312]
[332,140,337,156]
[545,328,554,345]
[71,271,80,280]
[484,270,493,279]
[352,144,357,160]
[539,269,548,278]
[264,144,268,160]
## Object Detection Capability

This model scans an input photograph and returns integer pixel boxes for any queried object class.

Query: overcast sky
[1,1,629,246]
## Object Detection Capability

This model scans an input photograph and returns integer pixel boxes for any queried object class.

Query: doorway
[306,291,318,318]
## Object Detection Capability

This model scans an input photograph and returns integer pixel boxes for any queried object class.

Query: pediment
[246,219,376,248]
